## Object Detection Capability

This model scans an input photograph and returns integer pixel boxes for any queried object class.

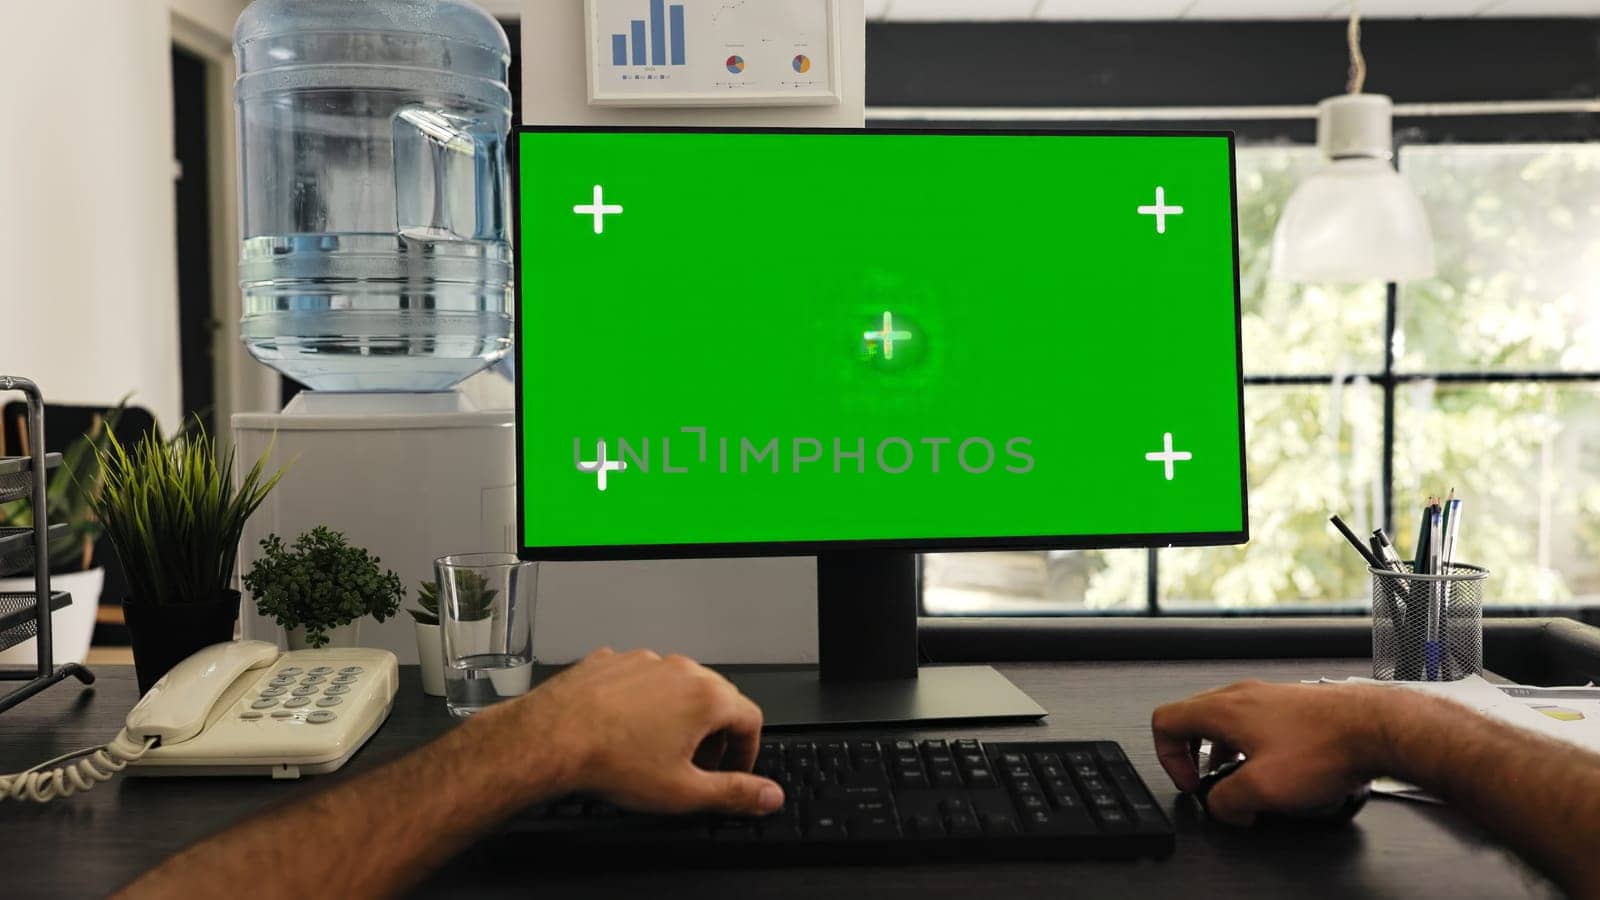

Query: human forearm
[115,700,569,900]
[1376,693,1600,898]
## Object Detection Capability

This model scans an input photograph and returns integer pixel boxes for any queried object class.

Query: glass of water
[435,553,537,718]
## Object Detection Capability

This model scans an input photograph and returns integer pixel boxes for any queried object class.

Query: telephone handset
[1,640,399,802]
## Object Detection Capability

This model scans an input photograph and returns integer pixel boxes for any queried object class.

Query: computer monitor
[514,127,1246,725]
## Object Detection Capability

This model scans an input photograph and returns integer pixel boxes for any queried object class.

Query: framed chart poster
[585,0,841,107]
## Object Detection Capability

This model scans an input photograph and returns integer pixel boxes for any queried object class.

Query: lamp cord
[0,733,155,802]
[1347,0,1367,95]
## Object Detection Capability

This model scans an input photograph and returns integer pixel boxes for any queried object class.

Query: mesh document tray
[0,523,71,578]
[0,453,61,504]
[0,591,72,654]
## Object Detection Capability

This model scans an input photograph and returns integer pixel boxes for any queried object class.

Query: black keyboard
[500,738,1174,865]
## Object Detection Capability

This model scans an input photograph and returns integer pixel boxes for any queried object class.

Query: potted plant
[88,426,283,693]
[245,526,404,650]
[0,405,123,667]
[409,574,496,696]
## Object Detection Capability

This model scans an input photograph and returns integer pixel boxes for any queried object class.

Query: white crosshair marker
[1137,186,1184,234]
[573,185,624,234]
[863,311,913,360]
[576,440,627,491]
[1145,432,1193,481]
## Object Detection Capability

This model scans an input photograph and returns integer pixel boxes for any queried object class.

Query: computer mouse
[1193,759,1369,828]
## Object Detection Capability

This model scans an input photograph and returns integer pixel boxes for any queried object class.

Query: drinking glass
[435,553,537,717]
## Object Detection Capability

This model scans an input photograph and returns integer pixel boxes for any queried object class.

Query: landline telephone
[0,640,398,802]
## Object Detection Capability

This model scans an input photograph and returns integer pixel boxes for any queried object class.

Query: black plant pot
[123,590,242,695]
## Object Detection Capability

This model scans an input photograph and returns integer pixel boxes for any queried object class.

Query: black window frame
[861,19,1600,618]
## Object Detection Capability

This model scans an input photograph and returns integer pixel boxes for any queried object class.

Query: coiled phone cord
[0,732,155,802]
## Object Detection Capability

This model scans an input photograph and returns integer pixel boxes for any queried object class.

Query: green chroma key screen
[516,128,1247,556]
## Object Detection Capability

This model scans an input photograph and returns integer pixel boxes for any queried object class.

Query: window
[924,142,1600,614]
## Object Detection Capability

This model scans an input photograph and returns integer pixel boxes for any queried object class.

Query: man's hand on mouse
[1151,680,1407,826]
[500,647,785,817]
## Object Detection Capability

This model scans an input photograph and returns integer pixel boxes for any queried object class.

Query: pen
[1441,497,1463,570]
[1424,504,1443,681]
[1330,515,1382,569]
[1371,529,1404,570]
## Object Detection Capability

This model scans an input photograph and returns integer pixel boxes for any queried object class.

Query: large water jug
[233,0,513,392]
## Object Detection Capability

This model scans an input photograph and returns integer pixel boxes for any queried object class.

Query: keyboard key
[760,820,802,841]
[981,812,1019,835]
[713,822,758,841]
[1088,790,1121,809]
[944,811,982,837]
[894,769,929,789]
[815,784,888,803]
[806,815,846,839]
[1095,807,1134,832]
[930,765,963,788]
[1017,793,1048,812]
[903,813,944,837]
[849,814,902,840]
[965,767,998,789]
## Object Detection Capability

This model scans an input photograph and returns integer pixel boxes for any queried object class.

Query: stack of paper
[1309,675,1600,802]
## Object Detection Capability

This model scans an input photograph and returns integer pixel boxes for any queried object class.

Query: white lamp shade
[1271,157,1436,284]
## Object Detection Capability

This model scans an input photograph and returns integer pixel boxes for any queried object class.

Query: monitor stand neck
[817,550,918,682]
[719,550,1047,728]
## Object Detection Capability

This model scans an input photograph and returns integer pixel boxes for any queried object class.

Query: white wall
[1,3,181,428]
[0,0,248,431]
[516,0,864,663]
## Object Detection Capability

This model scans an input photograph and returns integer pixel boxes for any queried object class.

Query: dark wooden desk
[0,659,1560,899]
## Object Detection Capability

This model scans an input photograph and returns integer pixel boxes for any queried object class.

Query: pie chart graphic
[792,54,811,74]
[726,55,745,74]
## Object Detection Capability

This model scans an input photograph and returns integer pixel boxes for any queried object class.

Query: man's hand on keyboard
[514,647,785,817]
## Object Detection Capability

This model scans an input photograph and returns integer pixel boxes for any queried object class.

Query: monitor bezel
[512,125,1248,562]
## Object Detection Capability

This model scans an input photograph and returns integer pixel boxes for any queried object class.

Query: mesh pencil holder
[1370,563,1488,682]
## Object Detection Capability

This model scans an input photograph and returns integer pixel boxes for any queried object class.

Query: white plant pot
[285,620,361,651]
[413,620,445,696]
[0,567,104,666]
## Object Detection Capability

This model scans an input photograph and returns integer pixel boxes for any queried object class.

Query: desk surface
[0,659,1558,900]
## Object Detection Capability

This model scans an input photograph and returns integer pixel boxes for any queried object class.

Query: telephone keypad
[308,666,334,676]
[307,710,337,724]
[261,687,287,698]
[332,674,359,685]
[325,684,350,695]
[285,696,313,708]
[338,666,363,675]
[300,675,326,685]
[250,698,278,710]
[316,696,342,708]
[271,710,294,719]
[277,667,303,677]
[291,686,319,697]
[240,711,264,720]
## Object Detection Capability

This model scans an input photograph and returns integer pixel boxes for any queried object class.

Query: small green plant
[245,527,405,648]
[88,423,282,606]
[409,572,497,626]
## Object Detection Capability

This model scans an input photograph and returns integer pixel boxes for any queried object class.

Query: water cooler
[229,0,518,660]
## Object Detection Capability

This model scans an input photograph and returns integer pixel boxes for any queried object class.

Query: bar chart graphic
[586,0,839,106]
[609,0,687,67]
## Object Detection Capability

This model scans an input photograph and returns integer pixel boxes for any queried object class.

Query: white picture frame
[584,0,841,108]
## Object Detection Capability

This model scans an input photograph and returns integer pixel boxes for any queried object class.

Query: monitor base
[724,664,1047,729]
